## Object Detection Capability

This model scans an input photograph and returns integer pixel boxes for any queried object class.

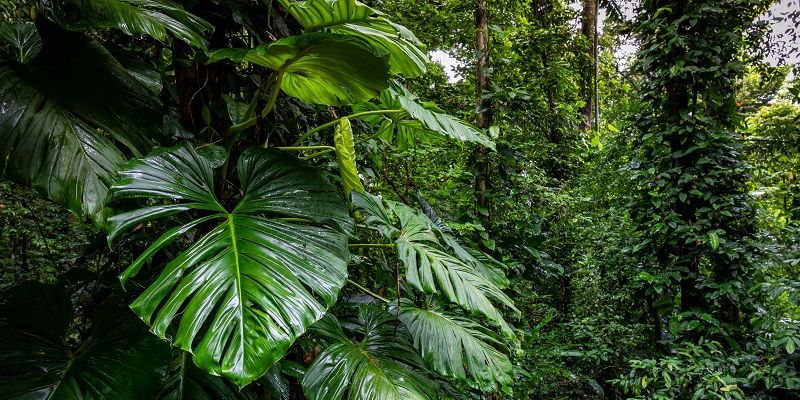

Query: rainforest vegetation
[1,0,799,398]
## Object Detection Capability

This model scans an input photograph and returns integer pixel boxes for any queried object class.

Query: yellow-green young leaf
[708,232,720,251]
[787,338,796,354]
[333,118,364,197]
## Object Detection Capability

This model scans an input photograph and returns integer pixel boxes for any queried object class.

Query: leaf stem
[227,73,283,135]
[276,145,336,151]
[347,279,390,303]
[292,109,405,146]
[303,130,386,160]
[348,243,396,249]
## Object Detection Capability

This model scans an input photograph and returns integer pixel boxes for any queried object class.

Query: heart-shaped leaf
[0,22,41,63]
[208,33,390,106]
[107,145,353,387]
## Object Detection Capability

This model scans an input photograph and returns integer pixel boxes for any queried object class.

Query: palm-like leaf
[0,22,41,63]
[208,33,389,106]
[278,0,428,76]
[37,0,213,49]
[0,22,161,223]
[107,145,353,387]
[334,117,365,197]
[352,191,516,337]
[353,83,496,149]
[0,283,171,400]
[155,352,258,400]
[302,306,437,400]
[417,194,509,288]
[396,300,513,393]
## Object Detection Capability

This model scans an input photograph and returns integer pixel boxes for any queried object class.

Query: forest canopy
[0,0,799,399]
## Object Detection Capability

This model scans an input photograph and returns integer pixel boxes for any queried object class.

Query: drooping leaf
[351,191,398,238]
[110,46,163,95]
[353,193,516,337]
[37,0,213,49]
[107,145,353,387]
[278,0,428,76]
[396,300,513,393]
[0,22,41,63]
[334,118,365,197]
[389,83,495,150]
[417,194,509,288]
[0,22,161,223]
[155,352,258,400]
[208,33,390,106]
[302,306,437,400]
[0,283,171,400]
[352,83,495,149]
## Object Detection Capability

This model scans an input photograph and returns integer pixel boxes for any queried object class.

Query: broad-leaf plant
[0,0,516,398]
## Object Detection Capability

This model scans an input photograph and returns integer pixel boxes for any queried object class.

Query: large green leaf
[353,83,496,149]
[302,306,437,400]
[37,0,212,49]
[396,300,513,393]
[391,202,516,336]
[0,22,161,223]
[417,194,509,288]
[208,33,390,106]
[352,191,516,337]
[0,22,41,63]
[0,283,171,400]
[333,117,365,197]
[107,145,353,387]
[278,0,428,76]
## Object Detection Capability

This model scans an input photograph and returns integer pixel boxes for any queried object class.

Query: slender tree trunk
[580,0,597,131]
[473,0,491,233]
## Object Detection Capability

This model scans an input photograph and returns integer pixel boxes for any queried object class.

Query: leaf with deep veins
[108,145,353,387]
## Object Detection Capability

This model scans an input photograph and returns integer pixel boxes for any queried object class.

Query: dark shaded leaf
[0,283,171,400]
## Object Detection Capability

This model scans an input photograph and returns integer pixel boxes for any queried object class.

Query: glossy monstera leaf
[396,300,513,393]
[208,33,390,106]
[353,83,495,150]
[37,0,212,49]
[333,118,365,197]
[0,22,41,63]
[0,283,171,400]
[302,306,437,400]
[0,22,161,223]
[352,191,516,337]
[107,145,353,387]
[278,0,428,76]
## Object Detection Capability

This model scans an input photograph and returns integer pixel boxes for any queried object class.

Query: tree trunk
[473,0,491,233]
[580,0,597,131]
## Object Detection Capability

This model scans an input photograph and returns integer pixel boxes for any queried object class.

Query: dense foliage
[1,0,798,399]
